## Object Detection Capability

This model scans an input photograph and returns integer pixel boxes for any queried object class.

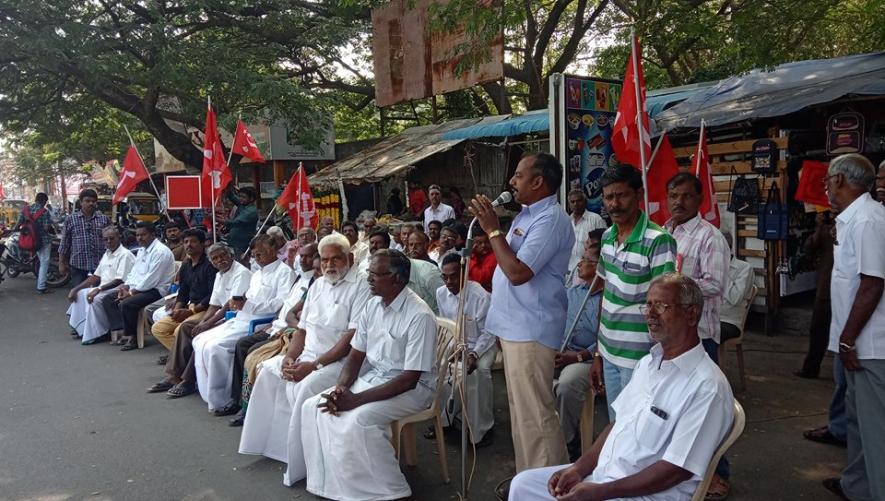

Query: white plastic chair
[718,286,758,390]
[691,399,746,501]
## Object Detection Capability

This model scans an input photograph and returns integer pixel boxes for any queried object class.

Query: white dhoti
[440,346,497,443]
[67,288,119,344]
[193,319,250,411]
[152,305,171,323]
[509,464,654,501]
[302,377,433,501]
[238,355,342,486]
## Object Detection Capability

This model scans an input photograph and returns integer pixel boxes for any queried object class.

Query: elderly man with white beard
[193,235,296,413]
[237,233,371,486]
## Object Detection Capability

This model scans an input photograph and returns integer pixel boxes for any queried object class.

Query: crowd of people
[28,151,884,500]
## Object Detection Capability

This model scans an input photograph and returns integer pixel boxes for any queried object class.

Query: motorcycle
[0,230,70,288]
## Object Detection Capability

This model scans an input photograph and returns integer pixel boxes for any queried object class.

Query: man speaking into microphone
[470,152,574,475]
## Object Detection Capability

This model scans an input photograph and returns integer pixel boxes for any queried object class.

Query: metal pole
[559,275,599,353]
[629,28,650,212]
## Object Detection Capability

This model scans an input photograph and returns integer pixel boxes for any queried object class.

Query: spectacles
[639,302,692,315]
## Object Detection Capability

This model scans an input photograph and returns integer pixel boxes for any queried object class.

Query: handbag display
[727,167,760,214]
[757,182,789,240]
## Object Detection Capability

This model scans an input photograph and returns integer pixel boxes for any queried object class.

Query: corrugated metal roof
[310,115,508,184]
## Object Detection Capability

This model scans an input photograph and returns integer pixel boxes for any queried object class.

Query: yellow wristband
[488,229,504,240]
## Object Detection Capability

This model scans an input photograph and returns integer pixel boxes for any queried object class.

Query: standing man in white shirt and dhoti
[100,221,176,352]
[433,252,497,446]
[238,234,371,486]
[193,235,295,413]
[302,250,438,501]
[67,227,135,344]
[820,154,885,501]
[469,152,574,478]
[509,274,735,501]
[424,184,456,230]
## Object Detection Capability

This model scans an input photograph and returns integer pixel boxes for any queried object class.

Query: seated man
[302,250,438,501]
[510,273,735,500]
[357,229,394,274]
[428,224,458,264]
[407,230,437,266]
[427,219,442,254]
[239,234,370,486]
[150,229,217,351]
[226,242,319,425]
[554,244,603,461]
[467,226,497,292]
[341,220,369,265]
[193,235,295,412]
[154,243,252,398]
[100,221,176,351]
[288,227,317,273]
[434,252,497,445]
[164,223,185,260]
[408,253,444,314]
[67,227,135,344]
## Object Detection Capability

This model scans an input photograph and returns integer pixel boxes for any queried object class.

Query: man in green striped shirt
[589,165,676,420]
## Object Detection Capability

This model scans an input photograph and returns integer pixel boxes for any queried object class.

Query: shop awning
[309,116,507,185]
[656,52,885,131]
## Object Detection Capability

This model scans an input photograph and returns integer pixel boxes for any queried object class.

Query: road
[1,274,845,500]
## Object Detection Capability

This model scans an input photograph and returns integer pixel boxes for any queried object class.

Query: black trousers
[801,297,832,376]
[231,331,273,404]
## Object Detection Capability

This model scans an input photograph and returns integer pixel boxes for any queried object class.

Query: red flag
[644,135,680,226]
[112,146,150,205]
[0,183,5,200]
[201,103,232,206]
[231,120,266,164]
[276,165,317,230]
[612,36,651,170]
[692,124,721,227]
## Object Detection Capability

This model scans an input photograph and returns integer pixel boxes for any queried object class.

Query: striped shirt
[666,214,730,343]
[597,212,676,368]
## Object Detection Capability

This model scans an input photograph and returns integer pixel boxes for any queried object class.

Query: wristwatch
[839,342,856,353]
[576,352,585,363]
[315,361,325,370]
[488,229,504,240]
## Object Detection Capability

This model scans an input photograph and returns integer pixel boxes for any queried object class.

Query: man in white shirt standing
[434,252,497,445]
[821,154,885,501]
[100,221,175,351]
[238,233,370,486]
[193,235,296,413]
[509,273,734,500]
[567,189,606,274]
[67,227,135,344]
[424,184,455,230]
[302,249,438,501]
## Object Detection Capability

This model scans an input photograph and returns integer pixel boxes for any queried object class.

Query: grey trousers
[841,358,885,501]
[553,361,592,446]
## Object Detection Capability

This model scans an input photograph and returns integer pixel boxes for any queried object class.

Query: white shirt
[298,265,371,360]
[269,272,315,335]
[436,280,495,357]
[569,211,607,271]
[408,258,444,314]
[828,193,885,359]
[351,287,438,390]
[720,257,754,331]
[423,203,455,229]
[237,259,296,324]
[92,245,135,287]
[125,238,176,295]
[208,261,252,307]
[666,215,730,343]
[590,343,734,500]
[351,241,370,266]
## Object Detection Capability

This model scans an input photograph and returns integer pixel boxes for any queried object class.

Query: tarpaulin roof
[309,115,508,185]
[655,52,885,131]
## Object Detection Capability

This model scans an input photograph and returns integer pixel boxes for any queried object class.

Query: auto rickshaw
[0,199,27,227]
[120,192,162,224]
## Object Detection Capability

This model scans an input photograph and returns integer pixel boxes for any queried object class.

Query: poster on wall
[562,76,622,213]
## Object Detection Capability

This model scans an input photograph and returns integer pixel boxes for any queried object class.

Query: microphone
[491,191,513,207]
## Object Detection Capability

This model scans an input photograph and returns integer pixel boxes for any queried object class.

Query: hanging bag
[757,182,789,240]
[727,167,759,214]
[18,205,47,252]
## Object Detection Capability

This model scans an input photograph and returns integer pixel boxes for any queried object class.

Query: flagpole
[647,133,667,169]
[206,97,220,243]
[295,162,303,232]
[123,124,168,219]
[695,119,706,176]
[630,27,650,212]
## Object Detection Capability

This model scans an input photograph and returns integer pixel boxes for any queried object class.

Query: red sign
[165,176,203,209]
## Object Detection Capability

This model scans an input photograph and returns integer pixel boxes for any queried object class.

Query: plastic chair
[579,388,596,454]
[718,286,758,390]
[390,316,456,484]
[248,317,275,335]
[691,399,746,501]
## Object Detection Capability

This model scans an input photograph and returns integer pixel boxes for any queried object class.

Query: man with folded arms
[150,229,217,351]
[152,243,251,398]
[302,250,437,501]
[509,273,734,500]
[193,235,295,413]
[67,227,135,344]
[238,234,370,485]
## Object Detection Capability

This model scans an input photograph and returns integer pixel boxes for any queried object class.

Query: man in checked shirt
[59,189,111,287]
[663,172,731,500]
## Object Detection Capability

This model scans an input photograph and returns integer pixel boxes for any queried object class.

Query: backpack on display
[19,205,46,252]
[727,167,760,215]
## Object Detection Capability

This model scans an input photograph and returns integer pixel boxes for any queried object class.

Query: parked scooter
[0,230,70,287]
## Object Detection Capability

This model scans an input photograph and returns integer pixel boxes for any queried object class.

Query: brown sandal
[705,474,730,501]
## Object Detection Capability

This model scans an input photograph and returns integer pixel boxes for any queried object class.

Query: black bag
[727,168,759,214]
[751,139,779,174]
[757,182,789,241]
